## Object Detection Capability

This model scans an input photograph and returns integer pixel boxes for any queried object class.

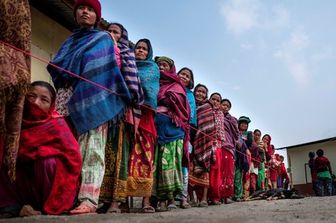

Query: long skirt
[77,123,108,207]
[0,157,56,212]
[257,163,266,190]
[234,166,243,199]
[188,160,209,202]
[127,130,155,197]
[209,148,222,202]
[154,139,183,200]
[220,149,234,198]
[127,108,156,197]
[100,121,129,203]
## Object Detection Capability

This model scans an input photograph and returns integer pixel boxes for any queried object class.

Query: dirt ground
[1,196,336,223]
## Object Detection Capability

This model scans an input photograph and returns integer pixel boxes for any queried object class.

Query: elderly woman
[0,81,81,217]
[153,56,190,211]
[47,0,131,214]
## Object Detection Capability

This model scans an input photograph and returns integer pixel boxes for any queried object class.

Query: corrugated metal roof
[277,136,336,150]
[29,0,109,31]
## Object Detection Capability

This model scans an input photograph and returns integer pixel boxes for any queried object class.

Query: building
[277,137,336,195]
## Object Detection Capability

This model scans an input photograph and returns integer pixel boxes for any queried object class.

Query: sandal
[211,200,221,205]
[155,202,169,212]
[198,200,208,207]
[140,205,155,213]
[167,203,177,210]
[180,203,192,209]
[70,202,96,215]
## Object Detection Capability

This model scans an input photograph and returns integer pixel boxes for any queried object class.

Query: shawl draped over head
[186,88,197,126]
[111,23,144,109]
[263,134,273,161]
[192,100,216,172]
[134,38,160,110]
[19,100,81,215]
[47,29,131,135]
[156,58,191,167]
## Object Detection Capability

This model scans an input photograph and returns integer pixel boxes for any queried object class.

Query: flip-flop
[167,203,177,210]
[140,205,155,213]
[180,203,192,209]
[70,203,96,215]
[198,201,208,207]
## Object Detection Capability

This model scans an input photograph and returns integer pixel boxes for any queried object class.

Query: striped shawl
[192,101,216,171]
[47,29,131,135]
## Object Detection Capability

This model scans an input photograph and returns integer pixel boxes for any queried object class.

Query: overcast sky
[101,0,336,148]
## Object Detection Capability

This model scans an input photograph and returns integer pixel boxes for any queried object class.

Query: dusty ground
[1,196,336,223]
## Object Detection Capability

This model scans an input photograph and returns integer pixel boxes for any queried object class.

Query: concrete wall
[287,140,336,185]
[31,7,71,83]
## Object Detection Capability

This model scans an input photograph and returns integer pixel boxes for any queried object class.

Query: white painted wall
[31,7,71,83]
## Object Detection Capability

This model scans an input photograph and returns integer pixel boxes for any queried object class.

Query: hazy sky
[101,0,336,148]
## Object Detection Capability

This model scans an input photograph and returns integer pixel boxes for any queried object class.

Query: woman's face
[108,24,122,42]
[157,61,171,72]
[178,69,192,87]
[254,131,261,142]
[26,86,53,113]
[75,5,97,29]
[239,122,248,132]
[262,135,270,145]
[221,101,231,113]
[210,94,221,109]
[135,41,149,60]
[194,86,207,102]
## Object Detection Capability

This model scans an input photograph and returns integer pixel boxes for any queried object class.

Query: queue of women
[0,0,289,217]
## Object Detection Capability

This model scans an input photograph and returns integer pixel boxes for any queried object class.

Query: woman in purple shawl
[153,56,190,212]
[220,99,239,203]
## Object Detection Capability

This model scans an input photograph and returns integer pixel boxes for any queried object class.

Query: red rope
[0,40,280,173]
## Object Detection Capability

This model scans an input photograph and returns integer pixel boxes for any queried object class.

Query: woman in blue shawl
[125,39,160,213]
[47,0,131,214]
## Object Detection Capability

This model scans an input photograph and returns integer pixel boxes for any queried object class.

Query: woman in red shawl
[153,56,190,212]
[0,81,81,217]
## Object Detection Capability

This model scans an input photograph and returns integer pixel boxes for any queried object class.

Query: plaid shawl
[19,100,81,215]
[134,39,160,110]
[192,100,216,171]
[47,29,131,135]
